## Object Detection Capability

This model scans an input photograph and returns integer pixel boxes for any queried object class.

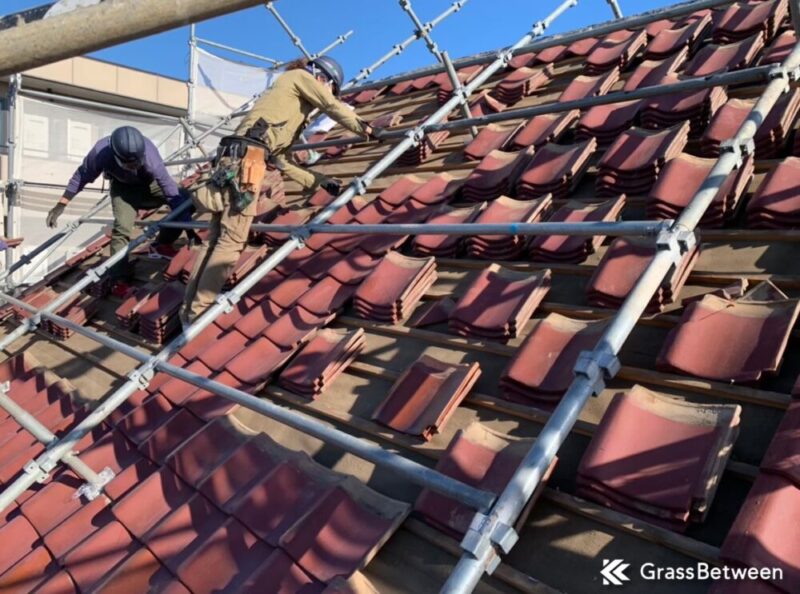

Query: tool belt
[195,135,271,215]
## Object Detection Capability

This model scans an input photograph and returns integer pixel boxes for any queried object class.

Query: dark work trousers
[108,179,181,281]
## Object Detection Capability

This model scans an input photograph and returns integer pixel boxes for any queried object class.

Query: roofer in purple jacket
[45,126,192,297]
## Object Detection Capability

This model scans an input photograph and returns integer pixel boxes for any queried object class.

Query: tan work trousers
[183,185,253,321]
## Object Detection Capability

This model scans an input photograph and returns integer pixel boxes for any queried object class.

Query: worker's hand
[46,203,66,228]
[320,177,342,196]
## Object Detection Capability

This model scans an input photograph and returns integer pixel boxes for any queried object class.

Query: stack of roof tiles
[461,148,534,202]
[587,237,699,312]
[657,288,800,383]
[646,152,754,226]
[720,398,800,593]
[516,139,596,199]
[575,100,641,145]
[577,385,741,532]
[595,122,689,197]
[466,90,507,119]
[701,89,800,157]
[262,208,316,248]
[414,423,548,537]
[137,282,185,344]
[222,246,268,290]
[353,252,437,324]
[558,68,619,103]
[10,286,58,322]
[500,314,607,406]
[712,0,788,44]
[489,65,552,105]
[622,50,687,91]
[682,34,765,76]
[115,287,156,330]
[372,354,480,440]
[449,265,551,341]
[640,74,728,135]
[746,156,800,228]
[45,294,99,340]
[584,29,647,74]
[397,129,450,166]
[644,13,711,59]
[463,123,524,161]
[278,328,365,399]
[466,195,552,260]
[760,27,797,65]
[530,197,626,263]
[506,110,579,150]
[436,65,483,105]
[413,203,485,257]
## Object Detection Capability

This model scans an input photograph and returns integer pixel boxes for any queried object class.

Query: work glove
[46,203,66,228]
[320,178,342,196]
[0,239,7,252]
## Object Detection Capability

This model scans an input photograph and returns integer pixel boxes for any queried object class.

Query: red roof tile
[450,264,551,341]
[111,466,193,539]
[721,473,800,592]
[140,494,226,574]
[62,520,137,592]
[467,195,552,260]
[747,156,800,228]
[585,29,647,74]
[414,423,536,537]
[166,419,247,486]
[0,546,56,593]
[279,486,397,583]
[278,328,365,398]
[507,110,579,150]
[645,13,711,59]
[558,68,619,103]
[576,100,641,146]
[241,549,323,594]
[0,516,40,575]
[225,337,293,385]
[199,441,277,511]
[463,123,524,161]
[578,385,740,529]
[228,460,327,546]
[175,517,272,593]
[412,203,485,258]
[657,294,800,382]
[462,148,534,202]
[517,139,596,199]
[683,34,765,76]
[116,393,176,444]
[490,65,552,105]
[159,361,214,406]
[92,545,181,594]
[761,400,800,487]
[713,0,788,43]
[623,51,687,91]
[500,314,608,404]
[43,495,112,560]
[530,197,626,263]
[138,409,205,465]
[372,354,480,440]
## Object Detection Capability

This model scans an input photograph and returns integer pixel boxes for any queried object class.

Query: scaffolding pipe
[0,200,192,355]
[0,0,577,516]
[266,3,312,59]
[196,36,281,65]
[0,0,275,78]
[0,295,495,512]
[606,0,624,18]
[20,88,181,123]
[4,74,21,277]
[309,30,354,60]
[165,0,468,164]
[2,196,111,290]
[293,63,777,151]
[0,389,110,491]
[348,0,470,87]
[398,0,476,136]
[151,220,669,237]
[440,36,800,594]
[346,0,733,93]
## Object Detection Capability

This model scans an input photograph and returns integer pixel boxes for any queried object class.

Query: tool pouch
[232,145,267,214]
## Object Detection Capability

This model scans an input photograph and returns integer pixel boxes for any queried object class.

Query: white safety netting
[192,47,282,150]
[7,96,185,284]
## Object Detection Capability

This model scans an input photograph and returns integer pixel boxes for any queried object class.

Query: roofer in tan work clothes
[182,56,381,325]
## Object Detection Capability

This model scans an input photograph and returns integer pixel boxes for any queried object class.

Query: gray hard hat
[309,55,344,94]
[110,126,145,164]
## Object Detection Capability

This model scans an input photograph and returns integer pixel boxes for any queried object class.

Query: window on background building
[67,120,93,162]
[22,113,49,158]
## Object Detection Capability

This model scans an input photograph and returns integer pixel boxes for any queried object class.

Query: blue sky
[4,0,675,81]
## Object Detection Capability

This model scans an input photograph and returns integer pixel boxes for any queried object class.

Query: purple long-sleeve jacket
[64,136,181,204]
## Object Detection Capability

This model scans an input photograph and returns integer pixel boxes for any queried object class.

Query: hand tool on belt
[209,118,276,213]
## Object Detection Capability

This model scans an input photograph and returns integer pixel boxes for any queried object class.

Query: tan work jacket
[236,69,367,191]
